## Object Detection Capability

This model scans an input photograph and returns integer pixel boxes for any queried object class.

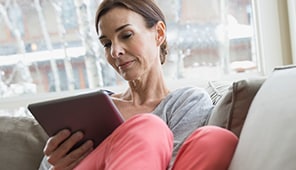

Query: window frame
[288,0,296,63]
[252,0,293,75]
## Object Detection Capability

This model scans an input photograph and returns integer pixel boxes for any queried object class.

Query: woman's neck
[123,72,169,105]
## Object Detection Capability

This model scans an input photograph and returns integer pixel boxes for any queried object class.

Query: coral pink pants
[74,114,238,170]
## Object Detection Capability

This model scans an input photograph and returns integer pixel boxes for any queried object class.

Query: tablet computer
[27,90,124,151]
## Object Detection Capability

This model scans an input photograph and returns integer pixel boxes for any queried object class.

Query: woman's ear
[155,21,166,46]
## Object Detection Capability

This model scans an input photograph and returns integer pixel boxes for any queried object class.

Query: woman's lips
[118,60,135,70]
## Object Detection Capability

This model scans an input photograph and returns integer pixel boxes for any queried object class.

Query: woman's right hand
[44,129,94,170]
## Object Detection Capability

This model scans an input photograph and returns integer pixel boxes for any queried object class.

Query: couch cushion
[0,116,48,170]
[207,78,265,137]
[229,65,296,170]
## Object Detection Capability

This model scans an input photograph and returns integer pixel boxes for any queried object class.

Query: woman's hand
[44,129,94,170]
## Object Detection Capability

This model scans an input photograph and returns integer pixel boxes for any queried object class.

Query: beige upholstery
[229,65,296,170]
[0,116,48,170]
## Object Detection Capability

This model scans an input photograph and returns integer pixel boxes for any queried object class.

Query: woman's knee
[112,113,173,145]
[186,126,238,157]
[190,126,238,146]
[106,114,174,170]
[172,126,238,170]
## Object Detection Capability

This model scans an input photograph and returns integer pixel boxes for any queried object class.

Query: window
[159,0,257,83]
[0,0,258,98]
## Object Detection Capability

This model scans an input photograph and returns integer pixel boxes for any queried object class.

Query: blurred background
[0,0,257,98]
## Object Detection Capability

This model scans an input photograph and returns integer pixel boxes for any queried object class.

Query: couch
[0,65,295,170]
[208,65,296,169]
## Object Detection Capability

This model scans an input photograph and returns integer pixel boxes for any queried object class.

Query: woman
[40,0,238,169]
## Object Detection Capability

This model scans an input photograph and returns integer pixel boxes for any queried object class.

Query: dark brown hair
[95,0,168,64]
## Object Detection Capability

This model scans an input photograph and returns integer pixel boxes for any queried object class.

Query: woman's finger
[44,129,71,156]
[47,131,84,165]
[54,140,94,170]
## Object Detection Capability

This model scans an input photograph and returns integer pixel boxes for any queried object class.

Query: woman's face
[98,7,165,81]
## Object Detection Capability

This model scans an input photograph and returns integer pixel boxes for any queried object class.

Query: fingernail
[74,131,84,138]
[61,129,71,135]
[85,140,94,147]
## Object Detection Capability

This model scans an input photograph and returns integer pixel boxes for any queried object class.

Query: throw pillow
[207,78,265,137]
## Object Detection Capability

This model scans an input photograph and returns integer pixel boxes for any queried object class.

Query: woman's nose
[111,43,124,58]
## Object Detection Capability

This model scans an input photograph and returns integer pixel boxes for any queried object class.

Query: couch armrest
[229,65,296,170]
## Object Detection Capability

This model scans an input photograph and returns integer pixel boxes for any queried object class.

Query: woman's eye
[103,42,111,48]
[122,32,132,39]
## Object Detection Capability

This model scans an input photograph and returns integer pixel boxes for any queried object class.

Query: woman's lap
[74,113,238,170]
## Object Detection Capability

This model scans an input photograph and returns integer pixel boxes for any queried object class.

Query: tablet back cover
[28,90,124,150]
